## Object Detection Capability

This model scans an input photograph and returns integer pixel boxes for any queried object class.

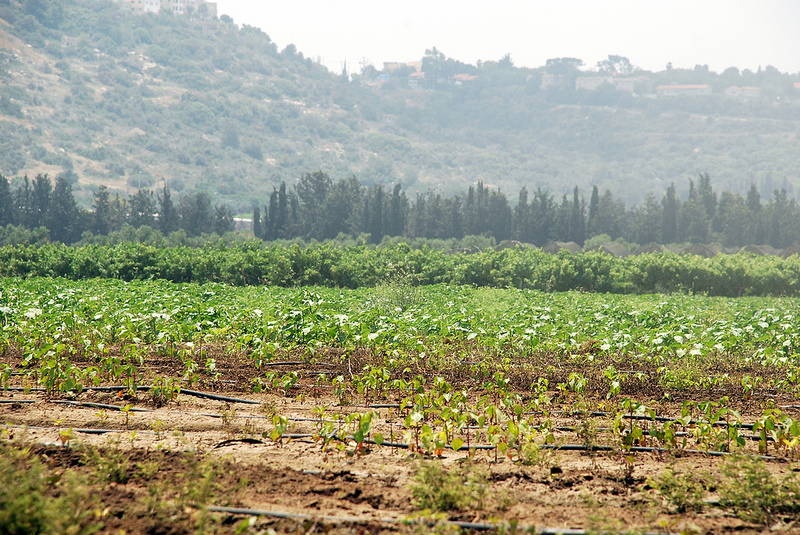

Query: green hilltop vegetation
[1,0,800,217]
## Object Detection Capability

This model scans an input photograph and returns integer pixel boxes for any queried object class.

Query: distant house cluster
[114,0,217,17]
[572,75,764,100]
[377,60,797,99]
[574,75,650,94]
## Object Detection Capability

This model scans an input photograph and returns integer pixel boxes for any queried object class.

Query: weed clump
[719,453,800,525]
[410,461,487,512]
[0,443,100,535]
[648,467,708,513]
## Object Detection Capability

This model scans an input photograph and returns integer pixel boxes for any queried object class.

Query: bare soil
[3,348,800,534]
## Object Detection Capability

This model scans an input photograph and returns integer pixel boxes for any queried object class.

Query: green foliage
[2,0,800,213]
[0,443,100,535]
[719,454,800,524]
[1,242,800,296]
[410,461,487,512]
[648,467,708,513]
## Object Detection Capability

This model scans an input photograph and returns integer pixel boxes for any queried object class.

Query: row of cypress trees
[0,174,235,242]
[253,172,799,248]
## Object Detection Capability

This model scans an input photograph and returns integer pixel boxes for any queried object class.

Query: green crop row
[3,278,800,379]
[1,242,800,296]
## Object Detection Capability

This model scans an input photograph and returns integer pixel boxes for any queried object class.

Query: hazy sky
[217,1,800,75]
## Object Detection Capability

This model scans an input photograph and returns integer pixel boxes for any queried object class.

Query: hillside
[1,0,800,215]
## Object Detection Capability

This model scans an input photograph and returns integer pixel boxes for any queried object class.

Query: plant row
[3,242,800,295]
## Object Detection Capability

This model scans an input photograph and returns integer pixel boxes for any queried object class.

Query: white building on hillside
[724,86,761,99]
[575,76,612,91]
[123,0,160,14]
[116,0,217,16]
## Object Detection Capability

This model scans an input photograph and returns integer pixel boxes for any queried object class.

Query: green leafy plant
[410,461,487,512]
[0,443,101,535]
[719,453,800,525]
[648,467,708,513]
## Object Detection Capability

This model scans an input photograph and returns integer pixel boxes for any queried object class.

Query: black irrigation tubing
[214,436,314,449]
[2,420,782,461]
[3,386,261,405]
[3,423,156,435]
[260,361,337,367]
[18,394,783,441]
[548,410,761,431]
[54,400,153,412]
[541,424,775,443]
[539,443,779,460]
[351,403,402,409]
[5,394,788,442]
[0,399,36,404]
[369,406,764,434]
[53,400,278,421]
[45,400,790,447]
[30,400,788,444]
[216,431,498,452]
[205,505,673,535]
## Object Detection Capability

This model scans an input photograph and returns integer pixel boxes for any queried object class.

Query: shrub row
[0,242,798,296]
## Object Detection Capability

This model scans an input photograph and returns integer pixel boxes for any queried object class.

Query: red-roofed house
[452,73,479,85]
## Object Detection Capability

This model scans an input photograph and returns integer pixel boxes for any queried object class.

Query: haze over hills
[1,0,799,215]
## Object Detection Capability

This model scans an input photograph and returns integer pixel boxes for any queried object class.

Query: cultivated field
[3,278,800,534]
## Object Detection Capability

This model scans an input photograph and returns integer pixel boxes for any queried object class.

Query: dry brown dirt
[3,383,800,535]
[3,346,800,534]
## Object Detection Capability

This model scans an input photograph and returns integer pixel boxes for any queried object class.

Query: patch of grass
[410,461,487,512]
[719,453,800,525]
[82,441,133,484]
[648,467,708,513]
[0,443,101,535]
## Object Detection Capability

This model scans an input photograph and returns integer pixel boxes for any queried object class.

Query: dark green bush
[0,243,798,296]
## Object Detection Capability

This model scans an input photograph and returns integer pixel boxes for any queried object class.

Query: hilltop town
[112,0,217,16]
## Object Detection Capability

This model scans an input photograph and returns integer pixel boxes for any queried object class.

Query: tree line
[2,241,799,297]
[0,174,235,243]
[1,170,798,249]
[256,171,800,249]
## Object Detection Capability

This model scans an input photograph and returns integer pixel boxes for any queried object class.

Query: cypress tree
[369,185,384,243]
[514,187,530,243]
[157,184,178,235]
[14,176,34,229]
[265,189,278,240]
[252,205,261,238]
[570,186,585,246]
[31,174,52,228]
[92,185,112,235]
[387,183,407,237]
[0,173,16,227]
[661,183,679,244]
[45,176,79,243]
[587,185,600,237]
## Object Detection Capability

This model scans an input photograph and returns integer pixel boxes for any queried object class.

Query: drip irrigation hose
[4,396,788,446]
[205,505,672,534]
[54,400,153,412]
[2,419,782,461]
[3,423,155,435]
[4,386,260,405]
[54,400,778,444]
[258,362,338,367]
[546,410,760,431]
